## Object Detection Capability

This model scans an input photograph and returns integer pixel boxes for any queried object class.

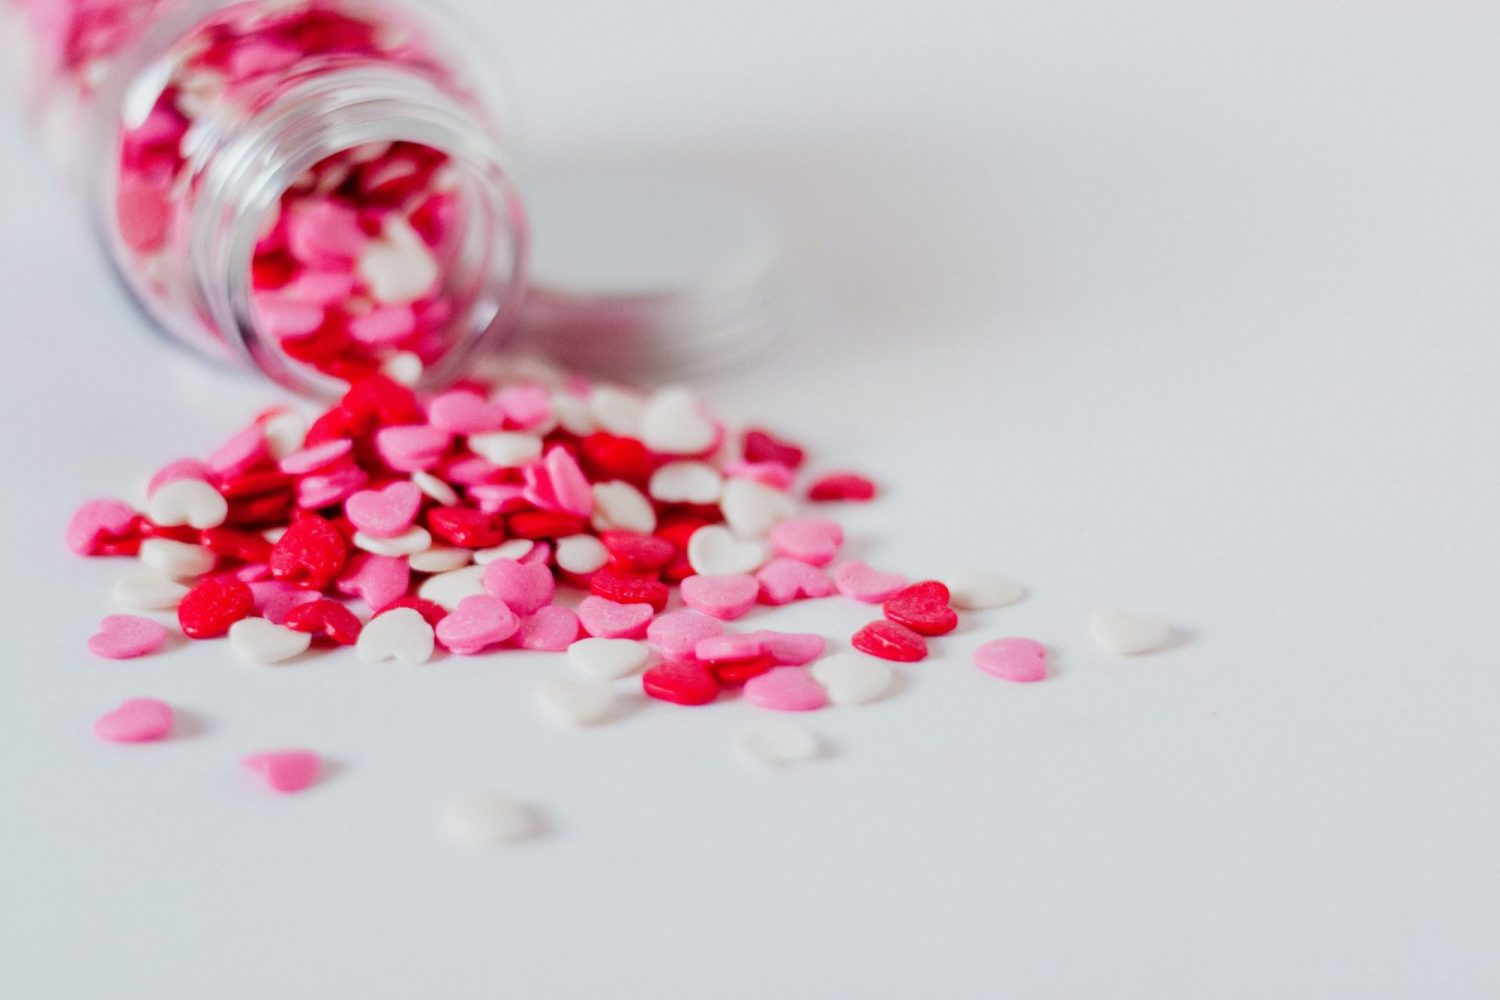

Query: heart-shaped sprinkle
[511,605,580,651]
[467,430,543,468]
[344,481,422,538]
[111,569,190,610]
[522,446,594,517]
[945,570,1025,609]
[93,697,174,742]
[408,545,471,574]
[336,553,410,612]
[679,574,759,620]
[441,791,537,845]
[278,438,353,475]
[353,524,432,557]
[756,557,836,605]
[883,580,958,636]
[687,525,769,576]
[591,386,646,436]
[474,539,535,564]
[66,499,138,555]
[851,620,928,662]
[695,633,768,664]
[555,534,609,575]
[745,630,826,666]
[242,749,322,793]
[1090,608,1173,655]
[261,410,308,460]
[481,558,555,615]
[374,424,451,472]
[206,422,268,478]
[417,565,487,611]
[178,577,254,638]
[767,518,843,567]
[973,637,1047,681]
[742,428,806,469]
[646,611,725,661]
[356,607,435,664]
[807,472,876,502]
[146,457,210,497]
[576,592,653,638]
[590,480,657,534]
[536,676,616,726]
[497,384,552,429]
[568,637,651,678]
[720,478,794,538]
[87,615,168,659]
[832,561,908,603]
[146,478,228,530]
[427,389,506,434]
[435,594,519,654]
[296,463,368,509]
[808,652,893,704]
[734,720,821,767]
[648,461,723,504]
[283,599,363,645]
[641,660,720,706]
[260,588,321,625]
[412,469,460,506]
[140,538,216,578]
[641,387,716,454]
[743,666,828,712]
[228,617,312,664]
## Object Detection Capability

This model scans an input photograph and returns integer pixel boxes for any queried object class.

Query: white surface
[3,1,1500,997]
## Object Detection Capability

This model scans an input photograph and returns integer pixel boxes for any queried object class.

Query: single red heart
[284,599,363,645]
[742,428,806,470]
[882,580,958,636]
[851,620,928,662]
[642,661,721,706]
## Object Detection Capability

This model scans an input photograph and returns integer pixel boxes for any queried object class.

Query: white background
[3,1,1500,997]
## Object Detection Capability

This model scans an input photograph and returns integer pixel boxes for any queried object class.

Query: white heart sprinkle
[1090,608,1173,655]
[467,431,543,468]
[551,392,596,436]
[408,545,472,574]
[808,653,893,705]
[111,568,191,610]
[358,217,439,304]
[417,565,487,611]
[567,637,651,679]
[719,478,794,538]
[944,570,1024,609]
[262,411,308,460]
[354,525,432,556]
[590,386,645,436]
[648,461,724,505]
[473,539,535,565]
[356,608,435,664]
[536,676,616,726]
[687,525,769,576]
[591,480,656,534]
[138,538,216,578]
[555,534,609,575]
[735,721,823,768]
[146,478,228,530]
[641,387,716,455]
[441,791,537,845]
[381,351,423,386]
[412,470,459,506]
[228,617,311,665]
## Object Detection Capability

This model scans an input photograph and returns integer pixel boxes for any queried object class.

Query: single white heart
[551,392,596,436]
[944,570,1025,610]
[261,410,308,460]
[412,470,459,506]
[567,637,651,679]
[147,478,228,529]
[555,535,610,575]
[536,676,616,726]
[473,539,535,565]
[356,607,435,665]
[417,565,487,611]
[228,617,312,665]
[408,546,472,574]
[381,351,423,386]
[138,538,216,578]
[111,568,190,610]
[590,385,645,437]
[441,791,537,845]
[1091,607,1173,655]
[735,721,823,768]
[687,525,769,576]
[354,525,432,557]
[649,461,724,505]
[467,431,543,468]
[641,387,716,455]
[358,217,439,304]
[591,480,657,534]
[720,478,794,538]
[808,653,893,706]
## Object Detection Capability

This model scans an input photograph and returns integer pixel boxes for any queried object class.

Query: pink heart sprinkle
[496,384,551,428]
[481,558,555,615]
[577,596,654,639]
[722,462,796,491]
[679,574,760,620]
[745,630,826,666]
[973,637,1047,683]
[467,482,529,514]
[207,423,269,478]
[695,633,768,664]
[743,666,828,712]
[65,499,137,555]
[435,594,519,654]
[833,561,908,603]
[374,424,452,472]
[768,518,844,567]
[93,697,174,743]
[510,605,580,651]
[336,553,410,613]
[87,615,168,659]
[146,458,211,497]
[278,438,352,475]
[242,749,322,794]
[444,455,503,486]
[344,481,423,538]
[427,389,506,435]
[646,610,725,662]
[296,463,368,509]
[261,589,321,625]
[756,558,836,605]
[522,446,594,518]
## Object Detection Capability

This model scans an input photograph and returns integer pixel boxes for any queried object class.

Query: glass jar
[8,0,527,394]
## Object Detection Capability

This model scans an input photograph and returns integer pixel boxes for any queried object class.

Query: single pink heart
[496,384,552,428]
[243,749,322,793]
[87,615,168,659]
[435,594,519,653]
[296,463,368,509]
[756,558,836,605]
[427,389,507,435]
[482,558,555,615]
[65,498,137,555]
[768,518,844,567]
[679,574,760,620]
[521,446,593,518]
[511,605,580,651]
[973,637,1047,682]
[833,561,908,603]
[207,422,268,478]
[694,633,768,664]
[374,424,452,472]
[261,588,321,625]
[93,698,174,742]
[519,541,553,566]
[146,458,211,497]
[278,438,352,475]
[744,666,828,712]
[344,481,423,538]
[745,630,826,666]
[443,454,503,486]
[337,553,410,612]
[646,611,725,662]
[577,596,654,639]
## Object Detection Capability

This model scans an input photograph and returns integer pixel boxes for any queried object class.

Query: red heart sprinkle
[882,580,958,636]
[851,620,928,662]
[743,428,806,469]
[178,577,255,639]
[507,511,587,539]
[269,513,348,589]
[426,506,505,547]
[807,473,876,502]
[589,566,669,613]
[284,599,363,645]
[642,661,721,706]
[599,531,676,573]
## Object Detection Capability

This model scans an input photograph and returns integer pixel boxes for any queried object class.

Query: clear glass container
[8,0,527,395]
